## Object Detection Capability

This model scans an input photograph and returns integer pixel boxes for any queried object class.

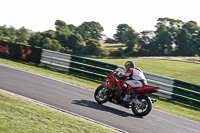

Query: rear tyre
[94,85,109,104]
[131,95,152,116]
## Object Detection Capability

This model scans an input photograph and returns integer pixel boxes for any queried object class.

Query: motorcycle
[94,68,160,116]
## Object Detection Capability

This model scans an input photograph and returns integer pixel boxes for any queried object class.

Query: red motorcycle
[94,68,160,116]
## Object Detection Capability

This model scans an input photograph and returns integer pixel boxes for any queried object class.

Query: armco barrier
[41,49,200,108]
[41,49,116,81]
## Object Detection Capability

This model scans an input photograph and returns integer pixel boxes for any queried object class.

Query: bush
[109,48,125,57]
[105,38,115,44]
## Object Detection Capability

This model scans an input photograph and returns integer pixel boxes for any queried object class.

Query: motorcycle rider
[120,61,148,105]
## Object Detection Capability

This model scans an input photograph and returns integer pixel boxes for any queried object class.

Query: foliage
[113,24,132,43]
[109,48,125,57]
[83,39,102,56]
[138,30,159,56]
[175,21,200,56]
[122,28,139,50]
[1,17,200,57]
[28,32,43,47]
[68,24,77,33]
[42,37,62,51]
[67,33,84,55]
[105,37,115,43]
[136,17,200,56]
[76,21,104,41]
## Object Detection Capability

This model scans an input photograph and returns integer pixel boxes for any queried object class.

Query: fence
[41,49,200,108]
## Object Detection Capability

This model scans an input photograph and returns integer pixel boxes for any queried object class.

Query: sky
[1,0,200,38]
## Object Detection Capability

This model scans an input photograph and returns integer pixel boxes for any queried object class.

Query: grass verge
[0,57,200,123]
[96,58,200,85]
[0,90,118,133]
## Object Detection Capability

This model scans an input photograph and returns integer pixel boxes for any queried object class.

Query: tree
[122,28,139,50]
[68,24,77,33]
[42,37,62,51]
[55,20,70,31]
[7,26,17,43]
[0,26,4,40]
[84,39,102,56]
[109,48,125,57]
[67,33,84,54]
[0,26,17,43]
[175,21,200,56]
[195,31,200,55]
[41,30,56,39]
[77,21,104,41]
[155,24,173,55]
[28,32,43,47]
[54,20,74,48]
[16,27,29,45]
[113,24,132,43]
[105,37,115,43]
[55,30,70,48]
[138,30,159,56]
[155,18,185,55]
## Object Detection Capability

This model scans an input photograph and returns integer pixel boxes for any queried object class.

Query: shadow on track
[72,99,143,118]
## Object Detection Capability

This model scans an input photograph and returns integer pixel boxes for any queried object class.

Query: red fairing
[105,70,159,94]
[134,85,159,94]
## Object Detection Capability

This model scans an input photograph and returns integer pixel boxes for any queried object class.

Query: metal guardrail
[41,49,200,108]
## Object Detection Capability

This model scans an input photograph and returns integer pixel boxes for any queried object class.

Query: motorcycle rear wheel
[131,95,152,116]
[94,85,109,104]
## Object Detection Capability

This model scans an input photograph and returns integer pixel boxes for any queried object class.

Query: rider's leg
[126,80,143,88]
[123,80,142,101]
[125,80,143,106]
[129,88,137,99]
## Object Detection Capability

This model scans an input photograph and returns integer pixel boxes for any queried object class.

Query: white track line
[0,64,199,129]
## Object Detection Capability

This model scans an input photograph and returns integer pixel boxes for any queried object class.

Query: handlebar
[110,70,124,80]
[110,71,118,79]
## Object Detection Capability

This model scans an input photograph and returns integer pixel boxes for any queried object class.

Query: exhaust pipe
[151,99,157,103]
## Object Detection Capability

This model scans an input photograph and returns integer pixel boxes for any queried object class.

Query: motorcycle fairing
[134,85,159,94]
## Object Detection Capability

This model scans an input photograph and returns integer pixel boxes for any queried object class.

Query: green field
[0,90,118,133]
[95,58,200,85]
[0,57,200,133]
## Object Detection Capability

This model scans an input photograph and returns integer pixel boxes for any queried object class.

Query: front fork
[99,84,108,98]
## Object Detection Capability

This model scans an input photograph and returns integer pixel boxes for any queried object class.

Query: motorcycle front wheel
[94,85,109,104]
[131,95,152,116]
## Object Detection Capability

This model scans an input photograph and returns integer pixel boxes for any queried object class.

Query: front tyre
[94,85,109,104]
[131,95,152,116]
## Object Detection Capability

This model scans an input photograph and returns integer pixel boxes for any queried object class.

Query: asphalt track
[0,65,200,133]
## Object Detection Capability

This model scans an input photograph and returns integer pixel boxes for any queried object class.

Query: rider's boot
[123,90,129,101]
[123,94,129,101]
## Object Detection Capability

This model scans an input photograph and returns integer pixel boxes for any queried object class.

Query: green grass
[149,96,200,121]
[0,90,118,133]
[95,58,200,85]
[0,57,200,124]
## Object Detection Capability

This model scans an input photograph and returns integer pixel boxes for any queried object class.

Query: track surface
[0,65,200,133]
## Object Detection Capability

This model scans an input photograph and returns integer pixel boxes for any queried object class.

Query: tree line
[0,17,200,57]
